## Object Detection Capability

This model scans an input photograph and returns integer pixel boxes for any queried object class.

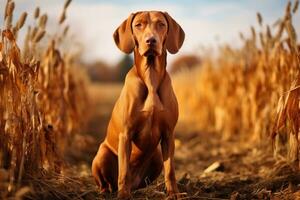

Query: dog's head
[113,11,185,57]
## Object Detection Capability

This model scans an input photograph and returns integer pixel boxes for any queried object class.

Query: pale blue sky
[0,0,298,64]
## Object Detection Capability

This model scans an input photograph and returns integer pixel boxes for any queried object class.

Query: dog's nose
[146,36,156,45]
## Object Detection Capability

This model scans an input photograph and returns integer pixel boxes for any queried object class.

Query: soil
[23,83,300,200]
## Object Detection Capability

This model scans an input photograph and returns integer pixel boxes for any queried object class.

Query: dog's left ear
[164,12,185,54]
[113,13,136,54]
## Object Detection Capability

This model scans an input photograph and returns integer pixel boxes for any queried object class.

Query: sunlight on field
[87,83,122,139]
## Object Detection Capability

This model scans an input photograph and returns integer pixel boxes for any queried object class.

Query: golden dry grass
[0,0,89,198]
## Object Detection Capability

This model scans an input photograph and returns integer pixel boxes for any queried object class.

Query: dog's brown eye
[135,23,142,28]
[158,22,165,27]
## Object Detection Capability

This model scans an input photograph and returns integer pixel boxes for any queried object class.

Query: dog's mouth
[146,54,155,65]
[144,49,157,65]
[144,48,158,57]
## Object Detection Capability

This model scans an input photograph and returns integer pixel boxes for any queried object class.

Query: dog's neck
[134,48,167,94]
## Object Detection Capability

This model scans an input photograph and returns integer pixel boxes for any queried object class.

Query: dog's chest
[141,90,164,112]
[132,106,166,152]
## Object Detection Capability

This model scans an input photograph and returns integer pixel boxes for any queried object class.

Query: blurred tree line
[86,54,201,82]
[86,55,133,82]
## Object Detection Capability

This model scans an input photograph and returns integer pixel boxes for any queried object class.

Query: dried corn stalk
[173,0,300,147]
[0,0,89,198]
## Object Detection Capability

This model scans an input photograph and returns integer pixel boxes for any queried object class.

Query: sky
[0,0,299,65]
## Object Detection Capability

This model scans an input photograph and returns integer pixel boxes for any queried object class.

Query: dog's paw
[167,192,186,200]
[167,188,187,200]
[117,189,132,200]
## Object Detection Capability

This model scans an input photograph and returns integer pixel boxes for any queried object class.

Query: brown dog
[92,11,184,199]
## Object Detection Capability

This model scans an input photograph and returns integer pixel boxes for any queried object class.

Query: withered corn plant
[174,0,300,150]
[0,0,89,197]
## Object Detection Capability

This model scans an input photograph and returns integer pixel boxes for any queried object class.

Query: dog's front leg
[161,132,179,197]
[118,130,132,199]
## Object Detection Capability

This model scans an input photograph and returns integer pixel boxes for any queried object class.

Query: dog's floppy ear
[113,13,136,54]
[164,12,185,54]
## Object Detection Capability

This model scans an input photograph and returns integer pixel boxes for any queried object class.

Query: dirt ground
[24,83,300,200]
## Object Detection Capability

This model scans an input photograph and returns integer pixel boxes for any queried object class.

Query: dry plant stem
[0,0,88,198]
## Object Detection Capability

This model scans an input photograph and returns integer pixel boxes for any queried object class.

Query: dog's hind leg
[92,143,118,193]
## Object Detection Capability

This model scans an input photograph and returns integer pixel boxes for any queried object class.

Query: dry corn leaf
[257,12,263,26]
[4,0,10,20]
[64,0,72,9]
[59,11,66,24]
[39,14,48,29]
[31,27,38,40]
[2,29,15,41]
[293,0,299,13]
[16,12,27,30]
[272,95,286,138]
[33,30,46,43]
[34,7,40,19]
[6,1,15,18]
[63,26,69,36]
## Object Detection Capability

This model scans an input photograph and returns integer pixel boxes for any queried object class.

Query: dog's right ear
[113,13,136,54]
[164,12,185,54]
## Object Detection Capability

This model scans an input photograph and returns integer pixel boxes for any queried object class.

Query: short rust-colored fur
[92,11,184,199]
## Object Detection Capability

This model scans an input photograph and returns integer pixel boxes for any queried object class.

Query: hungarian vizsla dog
[92,11,185,199]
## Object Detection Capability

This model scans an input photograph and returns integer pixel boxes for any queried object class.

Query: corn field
[0,0,89,198]
[174,1,300,148]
